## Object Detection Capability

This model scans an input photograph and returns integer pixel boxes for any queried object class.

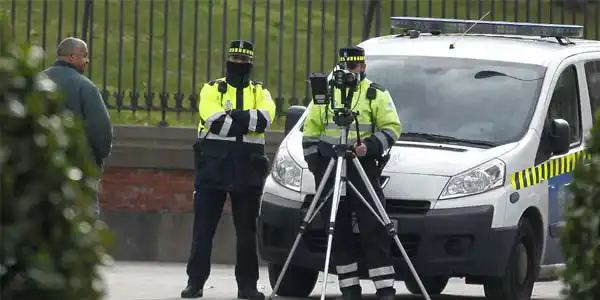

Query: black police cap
[339,46,365,63]
[228,40,254,58]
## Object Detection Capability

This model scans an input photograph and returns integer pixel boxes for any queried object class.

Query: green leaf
[560,111,600,299]
[0,36,113,299]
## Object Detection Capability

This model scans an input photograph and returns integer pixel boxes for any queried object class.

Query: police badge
[225,99,233,112]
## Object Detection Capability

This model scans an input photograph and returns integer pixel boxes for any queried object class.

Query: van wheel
[405,276,449,295]
[267,263,318,297]
[483,219,539,300]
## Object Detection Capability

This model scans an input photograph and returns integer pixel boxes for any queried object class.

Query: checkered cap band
[229,40,254,57]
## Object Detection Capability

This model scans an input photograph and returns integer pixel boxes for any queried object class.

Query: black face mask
[226,61,253,88]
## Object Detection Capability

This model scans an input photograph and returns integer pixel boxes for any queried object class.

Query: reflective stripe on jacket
[302,78,402,159]
[197,77,276,145]
[194,77,276,191]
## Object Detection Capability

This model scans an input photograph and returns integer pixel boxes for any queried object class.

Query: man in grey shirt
[43,37,113,219]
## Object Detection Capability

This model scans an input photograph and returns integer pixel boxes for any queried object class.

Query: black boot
[338,289,362,300]
[181,284,203,299]
[376,288,396,300]
[237,288,265,300]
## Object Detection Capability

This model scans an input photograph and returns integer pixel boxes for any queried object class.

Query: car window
[546,65,582,145]
[584,60,600,124]
[363,56,545,146]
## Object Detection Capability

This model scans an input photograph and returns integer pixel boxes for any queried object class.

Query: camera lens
[344,72,356,84]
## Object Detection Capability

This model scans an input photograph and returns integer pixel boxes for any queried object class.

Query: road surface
[103,262,564,300]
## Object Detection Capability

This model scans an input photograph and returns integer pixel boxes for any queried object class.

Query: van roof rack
[390,16,584,45]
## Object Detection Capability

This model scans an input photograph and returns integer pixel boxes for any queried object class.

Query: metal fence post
[362,0,380,41]
[81,0,92,41]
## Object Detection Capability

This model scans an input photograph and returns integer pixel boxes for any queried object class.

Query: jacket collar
[54,60,83,74]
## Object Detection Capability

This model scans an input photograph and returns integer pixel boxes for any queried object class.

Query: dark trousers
[185,184,261,290]
[314,157,396,296]
[92,190,100,220]
[94,162,104,221]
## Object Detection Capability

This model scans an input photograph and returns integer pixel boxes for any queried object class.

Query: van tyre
[267,263,318,298]
[483,219,540,300]
[405,276,449,296]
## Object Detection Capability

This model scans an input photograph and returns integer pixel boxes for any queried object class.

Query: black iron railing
[5,0,600,127]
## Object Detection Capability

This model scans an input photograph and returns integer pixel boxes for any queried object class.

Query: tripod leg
[350,157,432,300]
[319,155,346,300]
[269,158,336,299]
[346,181,384,225]
[308,188,334,224]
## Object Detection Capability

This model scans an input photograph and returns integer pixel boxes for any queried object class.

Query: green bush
[560,110,600,300]
[0,8,11,50]
[0,33,113,300]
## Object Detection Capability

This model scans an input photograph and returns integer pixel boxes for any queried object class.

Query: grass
[4,0,599,127]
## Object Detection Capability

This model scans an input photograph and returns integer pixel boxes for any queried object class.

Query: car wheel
[267,263,319,298]
[483,219,540,300]
[405,276,449,295]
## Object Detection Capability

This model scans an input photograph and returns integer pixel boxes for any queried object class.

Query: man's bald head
[56,37,89,73]
[57,37,87,57]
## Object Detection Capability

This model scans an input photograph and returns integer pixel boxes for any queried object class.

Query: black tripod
[268,72,432,300]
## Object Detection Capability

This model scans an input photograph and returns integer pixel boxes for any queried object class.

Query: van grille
[302,195,430,215]
[386,199,430,214]
[304,230,420,259]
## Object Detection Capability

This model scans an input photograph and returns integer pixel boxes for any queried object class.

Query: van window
[547,65,582,145]
[584,60,600,123]
[357,56,545,147]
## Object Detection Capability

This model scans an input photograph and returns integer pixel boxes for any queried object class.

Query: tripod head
[309,70,362,158]
[309,67,361,129]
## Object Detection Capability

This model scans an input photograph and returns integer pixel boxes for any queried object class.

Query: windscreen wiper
[474,70,542,81]
[398,132,497,148]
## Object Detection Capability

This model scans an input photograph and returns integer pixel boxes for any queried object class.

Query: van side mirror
[284,105,306,135]
[549,118,570,155]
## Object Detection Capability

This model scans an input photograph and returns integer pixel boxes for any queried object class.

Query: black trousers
[313,156,396,296]
[185,183,261,290]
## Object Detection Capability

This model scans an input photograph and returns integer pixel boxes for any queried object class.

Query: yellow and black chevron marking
[510,151,592,190]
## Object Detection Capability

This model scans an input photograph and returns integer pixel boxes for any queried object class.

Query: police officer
[302,46,401,300]
[181,40,276,299]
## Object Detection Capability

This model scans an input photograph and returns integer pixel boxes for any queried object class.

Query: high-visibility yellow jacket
[195,77,276,190]
[302,77,401,162]
[197,77,276,148]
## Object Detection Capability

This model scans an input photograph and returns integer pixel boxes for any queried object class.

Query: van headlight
[271,148,302,192]
[439,158,506,200]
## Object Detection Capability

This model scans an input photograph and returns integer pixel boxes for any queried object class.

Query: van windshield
[308,56,545,148]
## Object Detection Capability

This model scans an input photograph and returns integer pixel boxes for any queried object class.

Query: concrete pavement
[102,262,564,300]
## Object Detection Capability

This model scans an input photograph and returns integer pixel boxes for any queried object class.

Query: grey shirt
[43,61,113,167]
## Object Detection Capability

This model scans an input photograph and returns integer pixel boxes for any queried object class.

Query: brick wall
[99,125,284,262]
[100,167,233,214]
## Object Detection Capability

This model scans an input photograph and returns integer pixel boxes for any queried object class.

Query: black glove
[362,136,382,157]
[230,109,250,125]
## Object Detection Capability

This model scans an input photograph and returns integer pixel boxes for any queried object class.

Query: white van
[257,17,600,299]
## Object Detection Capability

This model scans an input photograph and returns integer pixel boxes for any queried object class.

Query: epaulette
[252,80,263,86]
[217,80,228,93]
[208,80,217,86]
[367,82,385,100]
[369,82,385,92]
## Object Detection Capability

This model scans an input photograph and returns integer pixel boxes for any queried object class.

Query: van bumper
[257,192,516,280]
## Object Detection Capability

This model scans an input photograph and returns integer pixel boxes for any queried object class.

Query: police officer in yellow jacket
[181,40,276,299]
[302,46,401,300]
